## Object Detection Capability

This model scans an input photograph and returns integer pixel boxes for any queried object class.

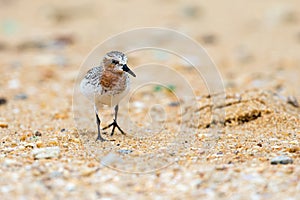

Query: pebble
[34,131,42,137]
[80,167,98,177]
[132,101,145,109]
[287,96,299,108]
[288,146,299,153]
[50,171,62,178]
[36,141,44,148]
[270,156,293,165]
[65,183,76,192]
[0,97,7,105]
[118,149,133,154]
[32,146,60,159]
[48,138,59,146]
[13,108,20,114]
[182,5,202,18]
[215,165,227,171]
[24,143,35,148]
[0,121,8,128]
[14,93,28,100]
[8,79,20,89]
[201,34,217,45]
[168,101,180,107]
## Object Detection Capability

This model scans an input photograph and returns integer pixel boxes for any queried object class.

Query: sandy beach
[0,0,300,199]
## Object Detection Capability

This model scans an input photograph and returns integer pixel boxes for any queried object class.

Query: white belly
[80,73,130,107]
[94,89,129,107]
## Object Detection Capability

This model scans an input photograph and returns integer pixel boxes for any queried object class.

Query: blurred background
[0,0,300,97]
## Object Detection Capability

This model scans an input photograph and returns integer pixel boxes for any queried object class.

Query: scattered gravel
[271,156,294,165]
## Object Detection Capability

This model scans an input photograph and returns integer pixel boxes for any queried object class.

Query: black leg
[114,104,119,121]
[102,105,126,136]
[95,111,106,142]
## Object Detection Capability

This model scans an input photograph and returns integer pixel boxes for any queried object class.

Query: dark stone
[0,98,7,105]
[34,131,42,137]
[271,156,293,165]
[14,93,28,100]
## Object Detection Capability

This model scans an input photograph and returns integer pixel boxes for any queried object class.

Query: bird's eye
[112,60,119,64]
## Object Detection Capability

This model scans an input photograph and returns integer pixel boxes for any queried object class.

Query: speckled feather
[80,52,131,107]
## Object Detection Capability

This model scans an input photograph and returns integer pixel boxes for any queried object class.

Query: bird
[80,51,136,141]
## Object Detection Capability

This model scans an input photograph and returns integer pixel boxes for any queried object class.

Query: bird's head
[102,51,136,77]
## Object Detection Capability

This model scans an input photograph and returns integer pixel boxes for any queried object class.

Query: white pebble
[133,101,145,109]
[8,79,20,89]
[32,146,60,159]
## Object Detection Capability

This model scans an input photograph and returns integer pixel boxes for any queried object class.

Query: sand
[0,0,300,199]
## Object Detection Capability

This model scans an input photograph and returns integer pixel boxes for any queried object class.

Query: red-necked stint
[80,51,136,141]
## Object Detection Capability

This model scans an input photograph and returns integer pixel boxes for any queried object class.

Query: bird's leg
[111,104,125,136]
[95,107,106,142]
[102,104,126,136]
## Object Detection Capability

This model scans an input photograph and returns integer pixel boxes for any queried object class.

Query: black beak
[122,64,136,77]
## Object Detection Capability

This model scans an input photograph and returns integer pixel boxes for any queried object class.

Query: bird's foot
[102,120,126,136]
[95,134,106,142]
[95,134,116,142]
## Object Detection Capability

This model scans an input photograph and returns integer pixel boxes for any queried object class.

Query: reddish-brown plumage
[100,69,126,92]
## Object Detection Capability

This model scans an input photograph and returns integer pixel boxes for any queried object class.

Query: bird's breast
[100,71,127,94]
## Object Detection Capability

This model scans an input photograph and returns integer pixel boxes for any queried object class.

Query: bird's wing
[80,66,103,100]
